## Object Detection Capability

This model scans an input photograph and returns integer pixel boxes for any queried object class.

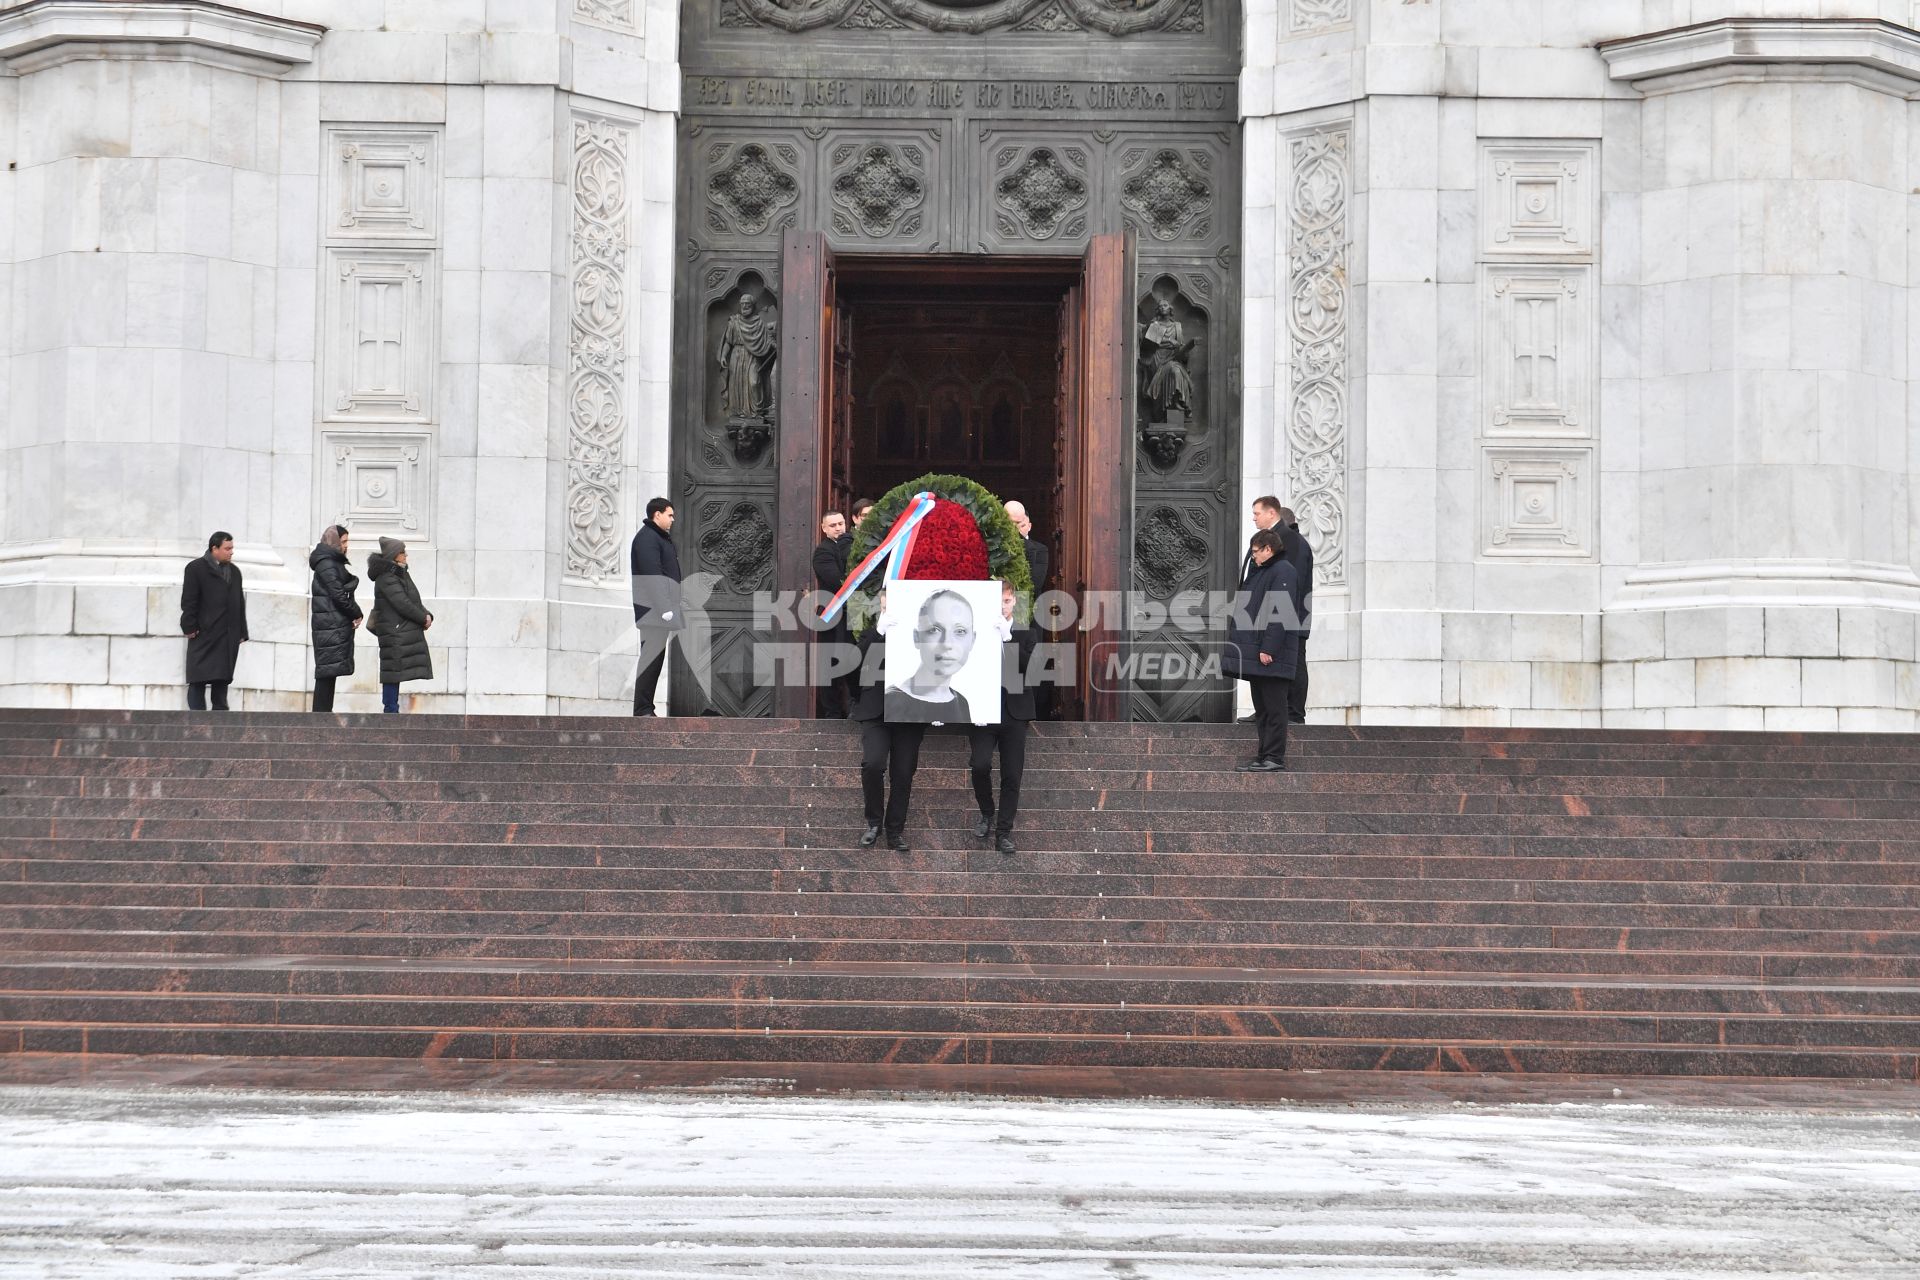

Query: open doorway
[776,238,1136,720]
[835,263,1067,574]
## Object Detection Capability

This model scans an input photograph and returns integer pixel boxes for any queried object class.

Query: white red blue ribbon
[821,492,936,625]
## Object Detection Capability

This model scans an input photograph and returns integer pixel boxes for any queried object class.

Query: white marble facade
[1,0,1918,727]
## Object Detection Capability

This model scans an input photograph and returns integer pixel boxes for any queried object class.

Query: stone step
[6,1020,1914,1080]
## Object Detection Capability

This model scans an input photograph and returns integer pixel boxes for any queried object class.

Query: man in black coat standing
[180,530,247,711]
[968,582,1039,856]
[630,497,684,717]
[1276,505,1313,724]
[1004,499,1051,719]
[1224,528,1300,772]
[812,510,855,717]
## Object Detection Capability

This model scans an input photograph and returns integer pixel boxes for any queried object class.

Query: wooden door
[1051,279,1086,720]
[775,230,836,719]
[1080,231,1135,722]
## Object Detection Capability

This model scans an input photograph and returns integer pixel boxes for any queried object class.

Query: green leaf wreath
[847,473,1034,634]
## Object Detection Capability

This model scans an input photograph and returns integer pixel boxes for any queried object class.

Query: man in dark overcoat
[1276,506,1314,724]
[630,497,684,717]
[1223,527,1300,772]
[812,510,855,717]
[180,530,247,711]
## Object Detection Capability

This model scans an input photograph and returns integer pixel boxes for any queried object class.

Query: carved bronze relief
[1118,145,1212,241]
[992,145,1089,240]
[829,142,927,238]
[715,0,1203,35]
[707,142,802,236]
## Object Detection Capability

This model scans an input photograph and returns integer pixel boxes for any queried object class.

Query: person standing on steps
[180,530,247,711]
[630,497,684,717]
[968,581,1039,857]
[308,524,362,713]
[1224,527,1299,773]
[1275,505,1313,725]
[813,510,855,718]
[1004,498,1052,720]
[850,592,924,854]
[367,537,433,714]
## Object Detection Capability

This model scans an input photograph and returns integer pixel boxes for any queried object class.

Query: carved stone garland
[574,0,637,30]
[722,0,1200,35]
[564,116,632,582]
[1285,125,1348,587]
[1286,0,1349,34]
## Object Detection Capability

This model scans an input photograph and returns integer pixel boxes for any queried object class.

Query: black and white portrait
[881,580,1004,726]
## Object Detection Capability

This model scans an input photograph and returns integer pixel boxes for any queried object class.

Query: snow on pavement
[1,1085,1917,1277]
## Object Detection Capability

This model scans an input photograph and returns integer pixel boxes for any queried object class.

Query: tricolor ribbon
[821,492,937,625]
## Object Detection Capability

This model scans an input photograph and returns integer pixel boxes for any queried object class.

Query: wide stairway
[1,710,1916,1088]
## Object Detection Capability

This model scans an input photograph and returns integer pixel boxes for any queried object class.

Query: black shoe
[974,813,993,841]
[995,834,1017,856]
[860,825,880,847]
[1234,757,1264,772]
[1245,758,1287,773]
[1235,714,1255,724]
[887,833,910,853]
[1287,715,1306,725]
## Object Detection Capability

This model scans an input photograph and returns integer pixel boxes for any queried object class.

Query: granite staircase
[1,710,1917,1091]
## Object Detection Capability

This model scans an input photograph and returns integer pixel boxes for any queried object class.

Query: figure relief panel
[1134,272,1212,475]
[695,265,782,473]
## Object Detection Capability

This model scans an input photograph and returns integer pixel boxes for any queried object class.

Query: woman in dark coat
[180,530,247,710]
[308,524,362,713]
[367,536,433,713]
[1222,527,1300,773]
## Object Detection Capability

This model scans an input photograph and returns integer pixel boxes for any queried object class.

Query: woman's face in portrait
[914,594,976,681]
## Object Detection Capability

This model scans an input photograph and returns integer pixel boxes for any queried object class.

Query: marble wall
[1242,0,1920,728]
[3,0,1918,728]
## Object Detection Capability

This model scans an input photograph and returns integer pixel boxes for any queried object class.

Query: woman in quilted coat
[367,536,434,714]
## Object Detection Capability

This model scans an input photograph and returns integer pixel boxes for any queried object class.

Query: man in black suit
[1004,499,1051,719]
[812,510,855,717]
[629,497,683,716]
[849,597,923,853]
[968,582,1039,856]
[1275,505,1313,724]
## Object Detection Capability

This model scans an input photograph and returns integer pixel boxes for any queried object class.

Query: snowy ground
[2,1086,1918,1278]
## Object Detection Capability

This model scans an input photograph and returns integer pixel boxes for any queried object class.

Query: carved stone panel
[1482,264,1592,439]
[1482,445,1593,559]
[319,430,432,541]
[323,247,437,423]
[992,143,1090,242]
[1285,123,1350,588]
[565,114,633,583]
[1117,143,1214,242]
[326,126,441,241]
[1481,142,1597,258]
[824,133,935,246]
[704,138,805,241]
[1284,0,1350,36]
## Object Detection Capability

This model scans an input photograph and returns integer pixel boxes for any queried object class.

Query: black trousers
[968,719,1029,836]
[1288,635,1309,722]
[860,720,926,836]
[312,676,336,713]
[1250,677,1290,763]
[633,632,670,716]
[187,680,230,711]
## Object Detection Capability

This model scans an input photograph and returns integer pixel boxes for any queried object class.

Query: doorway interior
[831,260,1074,568]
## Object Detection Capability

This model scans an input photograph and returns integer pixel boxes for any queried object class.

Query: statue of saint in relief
[718,294,778,422]
[1140,299,1197,423]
